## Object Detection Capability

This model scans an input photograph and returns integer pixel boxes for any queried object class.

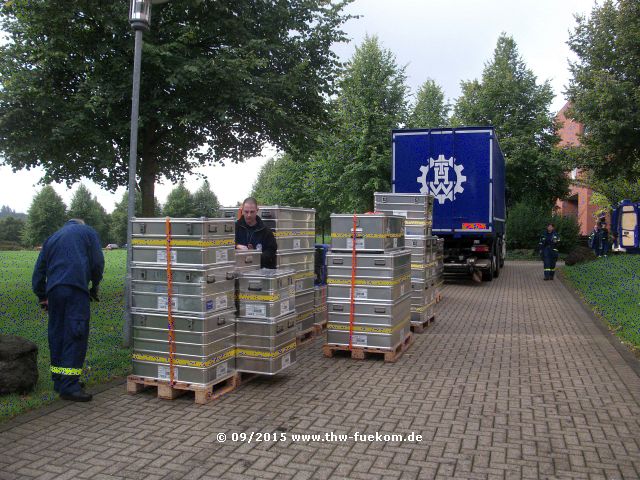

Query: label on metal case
[296,280,303,292]
[354,288,368,299]
[157,249,177,264]
[216,249,228,263]
[293,238,301,249]
[206,300,214,311]
[158,365,176,381]
[392,210,408,218]
[346,238,365,249]
[246,304,266,317]
[282,353,291,368]
[281,300,290,315]
[216,362,228,378]
[158,296,178,311]
[216,295,228,310]
[352,334,367,346]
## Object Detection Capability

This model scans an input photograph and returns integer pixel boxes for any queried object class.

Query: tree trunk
[139,126,158,217]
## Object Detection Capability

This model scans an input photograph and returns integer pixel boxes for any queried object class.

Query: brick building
[554,102,603,235]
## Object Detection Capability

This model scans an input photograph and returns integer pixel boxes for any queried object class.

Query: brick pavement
[1,261,640,480]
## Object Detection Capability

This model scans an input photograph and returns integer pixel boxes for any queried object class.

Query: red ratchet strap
[348,211,358,350]
[165,217,176,386]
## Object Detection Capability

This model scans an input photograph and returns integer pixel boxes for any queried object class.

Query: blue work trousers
[542,248,558,279]
[48,286,90,394]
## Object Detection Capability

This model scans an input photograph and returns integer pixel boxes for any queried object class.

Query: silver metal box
[326,316,411,350]
[132,278,235,314]
[238,268,295,294]
[235,312,297,337]
[235,250,261,273]
[330,214,404,252]
[276,250,315,271]
[131,308,236,333]
[327,292,411,328]
[235,340,297,375]
[131,217,235,239]
[238,297,295,319]
[133,323,235,357]
[132,245,236,266]
[130,263,236,297]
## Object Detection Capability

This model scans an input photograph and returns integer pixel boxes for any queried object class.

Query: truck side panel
[491,134,506,235]
[392,129,493,234]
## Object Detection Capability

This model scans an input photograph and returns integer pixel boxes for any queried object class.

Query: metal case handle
[139,223,146,234]
[224,224,233,233]
[332,258,344,265]
[248,281,263,291]
[208,224,218,233]
[186,223,193,235]
[333,305,344,311]
[374,307,386,313]
[187,319,194,330]
[137,316,146,326]
[374,259,387,266]
[217,316,226,325]
[185,273,192,282]
[140,271,146,280]
[276,324,284,333]
[288,319,295,328]
[206,275,215,284]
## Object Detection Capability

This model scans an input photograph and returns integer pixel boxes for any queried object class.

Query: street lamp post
[124,0,170,347]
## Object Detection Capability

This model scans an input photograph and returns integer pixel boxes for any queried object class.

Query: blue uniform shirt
[32,220,105,300]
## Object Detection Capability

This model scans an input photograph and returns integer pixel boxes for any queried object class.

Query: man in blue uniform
[235,197,278,269]
[32,219,104,402]
[537,223,560,281]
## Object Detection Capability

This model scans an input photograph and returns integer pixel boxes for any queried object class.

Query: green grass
[0,250,131,422]
[563,254,640,352]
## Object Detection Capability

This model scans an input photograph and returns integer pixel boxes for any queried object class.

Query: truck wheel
[482,255,495,282]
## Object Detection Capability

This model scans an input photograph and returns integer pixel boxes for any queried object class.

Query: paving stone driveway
[1,261,640,480]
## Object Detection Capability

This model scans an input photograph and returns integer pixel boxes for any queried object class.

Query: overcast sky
[0,0,596,214]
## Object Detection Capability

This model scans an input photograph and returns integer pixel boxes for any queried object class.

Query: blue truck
[392,127,506,281]
[611,199,639,253]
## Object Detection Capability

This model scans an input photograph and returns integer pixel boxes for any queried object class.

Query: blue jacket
[538,230,560,253]
[235,215,278,269]
[32,220,105,300]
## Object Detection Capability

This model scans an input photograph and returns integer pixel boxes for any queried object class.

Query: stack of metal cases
[129,217,238,385]
[313,285,328,330]
[434,237,444,299]
[326,214,411,349]
[260,206,317,336]
[235,269,297,374]
[374,193,438,326]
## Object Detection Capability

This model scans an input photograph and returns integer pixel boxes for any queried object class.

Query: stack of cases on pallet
[235,269,297,374]
[326,214,412,349]
[374,193,438,328]
[434,238,444,299]
[261,207,317,338]
[313,244,329,331]
[129,218,238,385]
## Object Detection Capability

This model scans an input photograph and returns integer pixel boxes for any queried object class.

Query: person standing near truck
[537,223,560,281]
[32,219,104,402]
[235,197,278,268]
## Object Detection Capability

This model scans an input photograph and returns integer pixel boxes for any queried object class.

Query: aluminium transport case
[330,214,405,252]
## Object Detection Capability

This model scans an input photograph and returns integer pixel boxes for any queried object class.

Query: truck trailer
[391,127,506,281]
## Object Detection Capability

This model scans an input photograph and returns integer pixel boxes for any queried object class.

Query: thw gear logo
[417,154,467,204]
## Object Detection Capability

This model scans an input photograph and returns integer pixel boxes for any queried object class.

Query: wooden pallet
[126,371,256,405]
[410,315,435,334]
[322,333,413,363]
[312,322,327,335]
[296,327,316,347]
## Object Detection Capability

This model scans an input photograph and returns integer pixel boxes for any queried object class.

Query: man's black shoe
[60,390,93,402]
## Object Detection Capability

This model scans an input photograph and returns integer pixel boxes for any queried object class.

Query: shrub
[564,246,597,266]
[506,202,548,250]
[551,213,581,253]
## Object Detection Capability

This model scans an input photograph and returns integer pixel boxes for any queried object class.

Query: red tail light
[471,245,490,253]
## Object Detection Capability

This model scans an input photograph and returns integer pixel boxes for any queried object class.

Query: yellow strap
[405,220,433,226]
[327,274,410,286]
[297,309,315,322]
[326,319,408,334]
[132,349,235,368]
[237,292,281,301]
[331,232,403,239]
[51,366,83,376]
[273,231,315,238]
[235,342,296,358]
[132,238,235,247]
[293,271,315,280]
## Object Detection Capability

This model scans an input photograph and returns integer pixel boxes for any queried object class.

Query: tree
[0,1,352,216]
[0,205,26,220]
[251,155,309,208]
[163,182,195,218]
[0,216,25,243]
[68,184,109,243]
[566,0,640,182]
[578,173,640,216]
[453,34,568,208]
[307,36,408,216]
[193,181,221,218]
[407,79,449,128]
[109,191,162,245]
[22,186,67,246]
